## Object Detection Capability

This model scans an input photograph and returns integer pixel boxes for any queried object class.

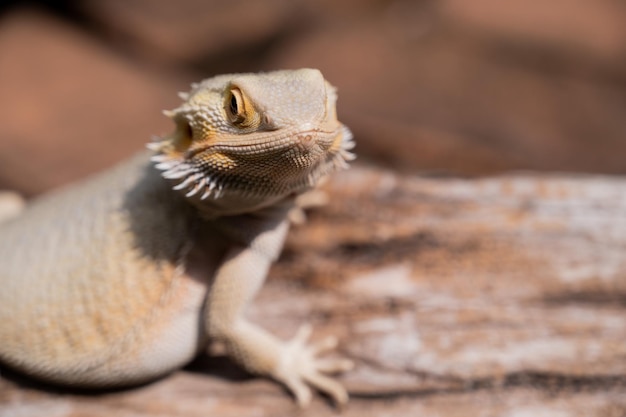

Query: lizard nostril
[298,134,315,150]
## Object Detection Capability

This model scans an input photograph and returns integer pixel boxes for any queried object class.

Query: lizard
[0,68,355,407]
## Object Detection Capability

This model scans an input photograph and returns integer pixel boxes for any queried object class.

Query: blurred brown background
[1,0,625,197]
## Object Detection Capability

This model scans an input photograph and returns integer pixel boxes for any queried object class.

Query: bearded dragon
[0,69,355,407]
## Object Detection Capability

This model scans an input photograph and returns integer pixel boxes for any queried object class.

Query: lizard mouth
[148,125,354,201]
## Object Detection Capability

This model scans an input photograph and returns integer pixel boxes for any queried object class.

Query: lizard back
[0,152,207,386]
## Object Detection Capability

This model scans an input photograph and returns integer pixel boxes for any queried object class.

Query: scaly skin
[0,69,354,407]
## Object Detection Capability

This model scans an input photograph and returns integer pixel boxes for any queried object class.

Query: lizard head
[149,68,354,214]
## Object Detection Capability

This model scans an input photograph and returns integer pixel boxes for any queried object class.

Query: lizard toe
[274,324,351,407]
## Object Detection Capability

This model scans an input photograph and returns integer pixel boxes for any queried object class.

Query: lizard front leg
[204,216,352,407]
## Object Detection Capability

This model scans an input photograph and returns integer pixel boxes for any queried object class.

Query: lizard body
[0,69,354,407]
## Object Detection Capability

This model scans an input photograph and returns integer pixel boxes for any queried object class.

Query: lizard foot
[274,324,354,408]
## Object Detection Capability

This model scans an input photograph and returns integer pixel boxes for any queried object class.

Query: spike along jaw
[149,69,355,216]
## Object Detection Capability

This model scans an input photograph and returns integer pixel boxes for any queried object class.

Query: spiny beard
[147,125,355,202]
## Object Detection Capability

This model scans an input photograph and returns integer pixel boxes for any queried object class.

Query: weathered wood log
[2,165,625,416]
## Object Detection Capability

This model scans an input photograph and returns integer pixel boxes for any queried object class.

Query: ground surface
[2,166,626,416]
[1,1,625,416]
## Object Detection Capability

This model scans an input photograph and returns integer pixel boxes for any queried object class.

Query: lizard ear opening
[148,113,194,156]
[169,117,193,153]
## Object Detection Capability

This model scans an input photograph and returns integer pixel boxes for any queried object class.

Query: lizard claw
[275,324,354,408]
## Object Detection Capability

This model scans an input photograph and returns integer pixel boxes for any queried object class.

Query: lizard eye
[229,94,238,115]
[225,86,262,129]
[226,88,246,126]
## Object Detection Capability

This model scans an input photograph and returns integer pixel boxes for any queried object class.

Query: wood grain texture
[2,165,625,416]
